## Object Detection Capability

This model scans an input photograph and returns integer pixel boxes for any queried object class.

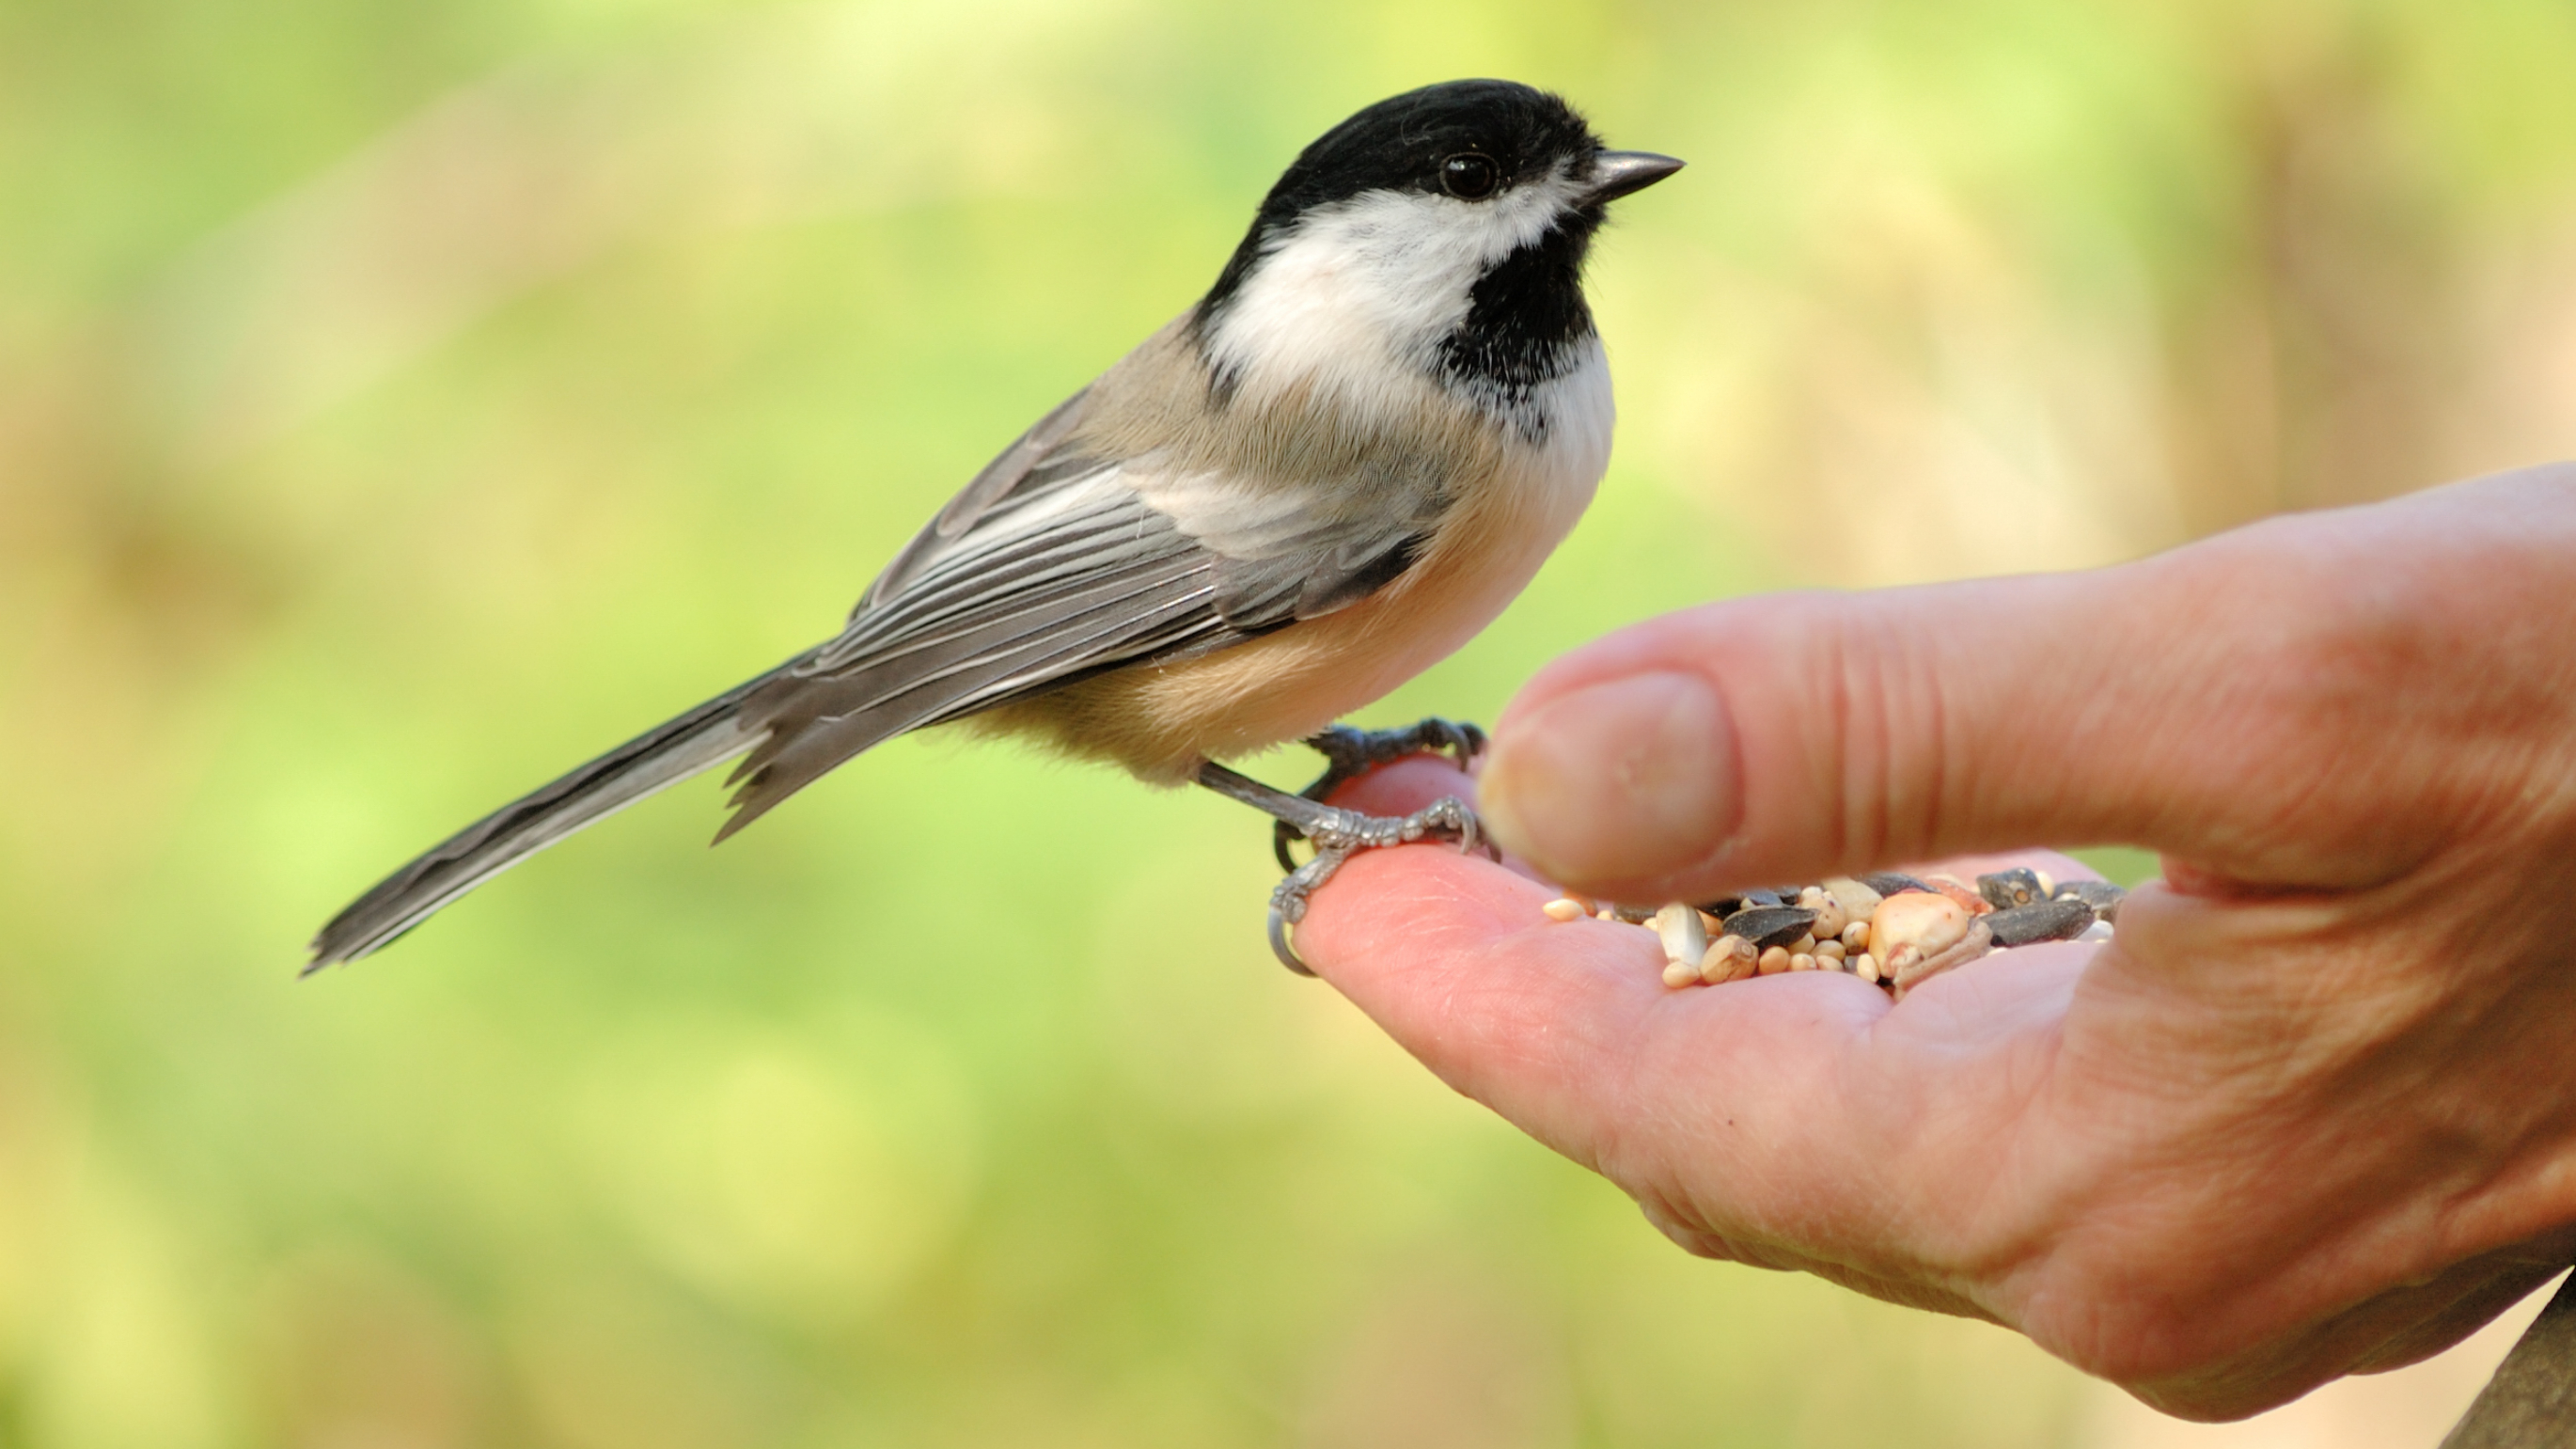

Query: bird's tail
[306,656,803,971]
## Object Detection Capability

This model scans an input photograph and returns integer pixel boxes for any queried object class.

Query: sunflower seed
[1985,897,2097,946]
[1720,905,1819,950]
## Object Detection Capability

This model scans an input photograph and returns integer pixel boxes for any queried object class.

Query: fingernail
[1480,670,1736,890]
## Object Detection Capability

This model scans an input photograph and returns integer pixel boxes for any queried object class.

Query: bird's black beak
[1581,150,1686,206]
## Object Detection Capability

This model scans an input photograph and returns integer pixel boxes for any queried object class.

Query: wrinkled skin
[1294,465,2576,1421]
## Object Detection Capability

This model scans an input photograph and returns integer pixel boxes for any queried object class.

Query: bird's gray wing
[859,386,1101,613]
[718,418,1451,832]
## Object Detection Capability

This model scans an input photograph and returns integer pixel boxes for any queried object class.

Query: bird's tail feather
[306,657,801,970]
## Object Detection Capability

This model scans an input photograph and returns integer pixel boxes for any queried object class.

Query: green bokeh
[7,1,2576,1444]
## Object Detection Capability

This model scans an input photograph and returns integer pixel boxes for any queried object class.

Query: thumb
[1472,512,2445,904]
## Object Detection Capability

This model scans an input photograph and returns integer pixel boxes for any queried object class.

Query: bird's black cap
[1259,79,1601,219]
[1200,81,1605,314]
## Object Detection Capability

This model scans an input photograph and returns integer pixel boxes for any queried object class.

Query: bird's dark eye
[1439,152,1500,200]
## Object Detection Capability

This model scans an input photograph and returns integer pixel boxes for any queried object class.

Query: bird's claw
[1264,795,1495,972]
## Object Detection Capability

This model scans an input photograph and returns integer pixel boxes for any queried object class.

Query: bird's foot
[1195,759,1498,974]
[1265,796,1491,975]
[1272,717,1486,871]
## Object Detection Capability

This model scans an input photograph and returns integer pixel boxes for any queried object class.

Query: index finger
[1292,762,1900,1235]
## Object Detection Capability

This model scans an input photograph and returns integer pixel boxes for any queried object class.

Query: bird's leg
[1197,759,1497,974]
[1271,718,1487,872]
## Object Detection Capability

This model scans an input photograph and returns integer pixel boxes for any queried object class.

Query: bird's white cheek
[1202,191,1501,412]
[1206,237,1433,397]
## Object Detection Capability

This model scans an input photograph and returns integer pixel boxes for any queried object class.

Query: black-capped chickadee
[310,79,1681,972]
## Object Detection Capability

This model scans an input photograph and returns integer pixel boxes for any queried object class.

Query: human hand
[1296,465,2576,1419]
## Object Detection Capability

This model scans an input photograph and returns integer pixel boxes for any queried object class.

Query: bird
[308,78,1682,974]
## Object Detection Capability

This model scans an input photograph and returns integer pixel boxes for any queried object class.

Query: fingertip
[1321,753,1482,818]
[1293,834,1595,998]
[1290,840,1667,1098]
[1479,669,1740,894]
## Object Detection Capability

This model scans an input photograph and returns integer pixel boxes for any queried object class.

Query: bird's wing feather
[859,385,1099,613]
[720,430,1450,830]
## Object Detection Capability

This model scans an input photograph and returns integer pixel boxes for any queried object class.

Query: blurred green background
[6,1,2576,1444]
